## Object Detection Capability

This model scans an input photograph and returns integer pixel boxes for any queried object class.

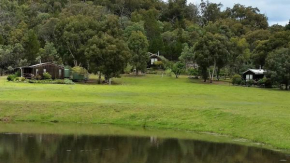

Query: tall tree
[128,31,149,75]
[85,33,131,84]
[37,42,61,64]
[23,30,40,64]
[179,43,194,70]
[194,32,230,82]
[266,48,290,90]
[200,0,222,26]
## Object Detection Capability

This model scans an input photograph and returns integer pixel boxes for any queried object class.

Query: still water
[0,124,289,163]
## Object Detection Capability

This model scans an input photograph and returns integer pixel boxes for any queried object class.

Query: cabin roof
[148,52,163,60]
[148,52,159,57]
[19,62,64,69]
[243,69,266,75]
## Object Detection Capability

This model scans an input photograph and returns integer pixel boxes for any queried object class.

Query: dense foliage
[0,0,290,84]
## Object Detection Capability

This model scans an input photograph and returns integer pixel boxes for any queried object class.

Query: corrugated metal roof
[243,69,266,75]
[19,62,64,69]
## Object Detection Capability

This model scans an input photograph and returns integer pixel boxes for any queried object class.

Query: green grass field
[0,74,290,149]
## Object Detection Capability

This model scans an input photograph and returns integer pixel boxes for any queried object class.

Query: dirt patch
[0,117,13,122]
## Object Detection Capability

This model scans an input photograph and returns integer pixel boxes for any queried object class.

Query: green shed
[64,66,71,78]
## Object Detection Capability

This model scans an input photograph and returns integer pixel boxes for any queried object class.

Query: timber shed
[243,69,266,81]
[19,62,64,79]
[148,52,163,68]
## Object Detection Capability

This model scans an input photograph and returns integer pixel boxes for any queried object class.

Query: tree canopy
[0,0,289,84]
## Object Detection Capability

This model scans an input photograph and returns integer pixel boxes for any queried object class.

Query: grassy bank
[0,75,290,149]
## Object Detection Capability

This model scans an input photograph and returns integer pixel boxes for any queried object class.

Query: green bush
[7,75,16,81]
[35,75,42,80]
[28,79,74,85]
[240,80,246,85]
[257,78,266,87]
[265,78,273,88]
[153,61,164,69]
[53,79,65,84]
[124,64,133,74]
[147,70,157,74]
[15,77,25,82]
[187,68,199,76]
[247,79,255,86]
[64,79,75,85]
[15,71,21,77]
[165,69,172,77]
[72,66,88,76]
[231,74,242,85]
[43,72,52,79]
[258,77,272,88]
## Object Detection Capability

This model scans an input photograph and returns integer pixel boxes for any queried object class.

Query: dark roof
[148,52,162,59]
[19,62,64,69]
[243,69,266,75]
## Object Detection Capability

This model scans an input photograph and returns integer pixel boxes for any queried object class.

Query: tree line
[0,0,290,85]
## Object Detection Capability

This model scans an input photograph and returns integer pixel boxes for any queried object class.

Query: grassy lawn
[0,74,290,149]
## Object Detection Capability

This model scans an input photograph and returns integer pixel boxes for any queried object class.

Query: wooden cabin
[147,52,162,68]
[243,69,266,81]
[19,62,64,79]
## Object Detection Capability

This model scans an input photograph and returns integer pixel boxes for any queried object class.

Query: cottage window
[36,69,39,75]
[246,74,253,81]
[43,69,46,73]
[59,69,62,77]
[151,58,158,65]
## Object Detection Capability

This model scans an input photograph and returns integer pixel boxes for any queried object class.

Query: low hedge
[28,79,74,85]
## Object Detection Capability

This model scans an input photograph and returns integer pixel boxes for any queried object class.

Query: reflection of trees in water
[0,134,288,163]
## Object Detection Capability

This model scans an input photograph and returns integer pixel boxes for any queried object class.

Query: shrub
[258,77,272,88]
[35,75,42,80]
[15,77,25,82]
[187,68,198,76]
[124,64,133,74]
[43,72,52,79]
[240,80,246,85]
[15,71,21,77]
[153,61,164,69]
[264,78,273,88]
[231,74,242,85]
[53,79,65,84]
[71,66,88,76]
[172,62,185,78]
[64,79,75,85]
[147,70,157,74]
[247,79,255,86]
[7,75,16,81]
[165,69,172,77]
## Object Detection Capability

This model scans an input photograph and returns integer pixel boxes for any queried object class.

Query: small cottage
[243,69,266,81]
[148,52,162,68]
[18,62,64,79]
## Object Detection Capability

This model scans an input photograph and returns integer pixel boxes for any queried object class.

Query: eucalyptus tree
[266,48,290,90]
[194,32,230,82]
[85,33,131,84]
[128,31,149,75]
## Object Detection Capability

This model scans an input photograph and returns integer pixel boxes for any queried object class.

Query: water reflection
[0,133,288,163]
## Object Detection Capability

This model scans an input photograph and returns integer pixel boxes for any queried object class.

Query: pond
[0,123,288,163]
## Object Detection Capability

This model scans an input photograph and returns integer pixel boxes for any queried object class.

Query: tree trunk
[98,72,101,84]
[135,68,138,76]
[217,68,220,81]
[210,60,216,83]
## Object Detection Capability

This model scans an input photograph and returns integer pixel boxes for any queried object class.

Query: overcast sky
[187,0,289,26]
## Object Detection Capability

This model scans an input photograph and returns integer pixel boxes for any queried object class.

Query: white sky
[186,0,289,26]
